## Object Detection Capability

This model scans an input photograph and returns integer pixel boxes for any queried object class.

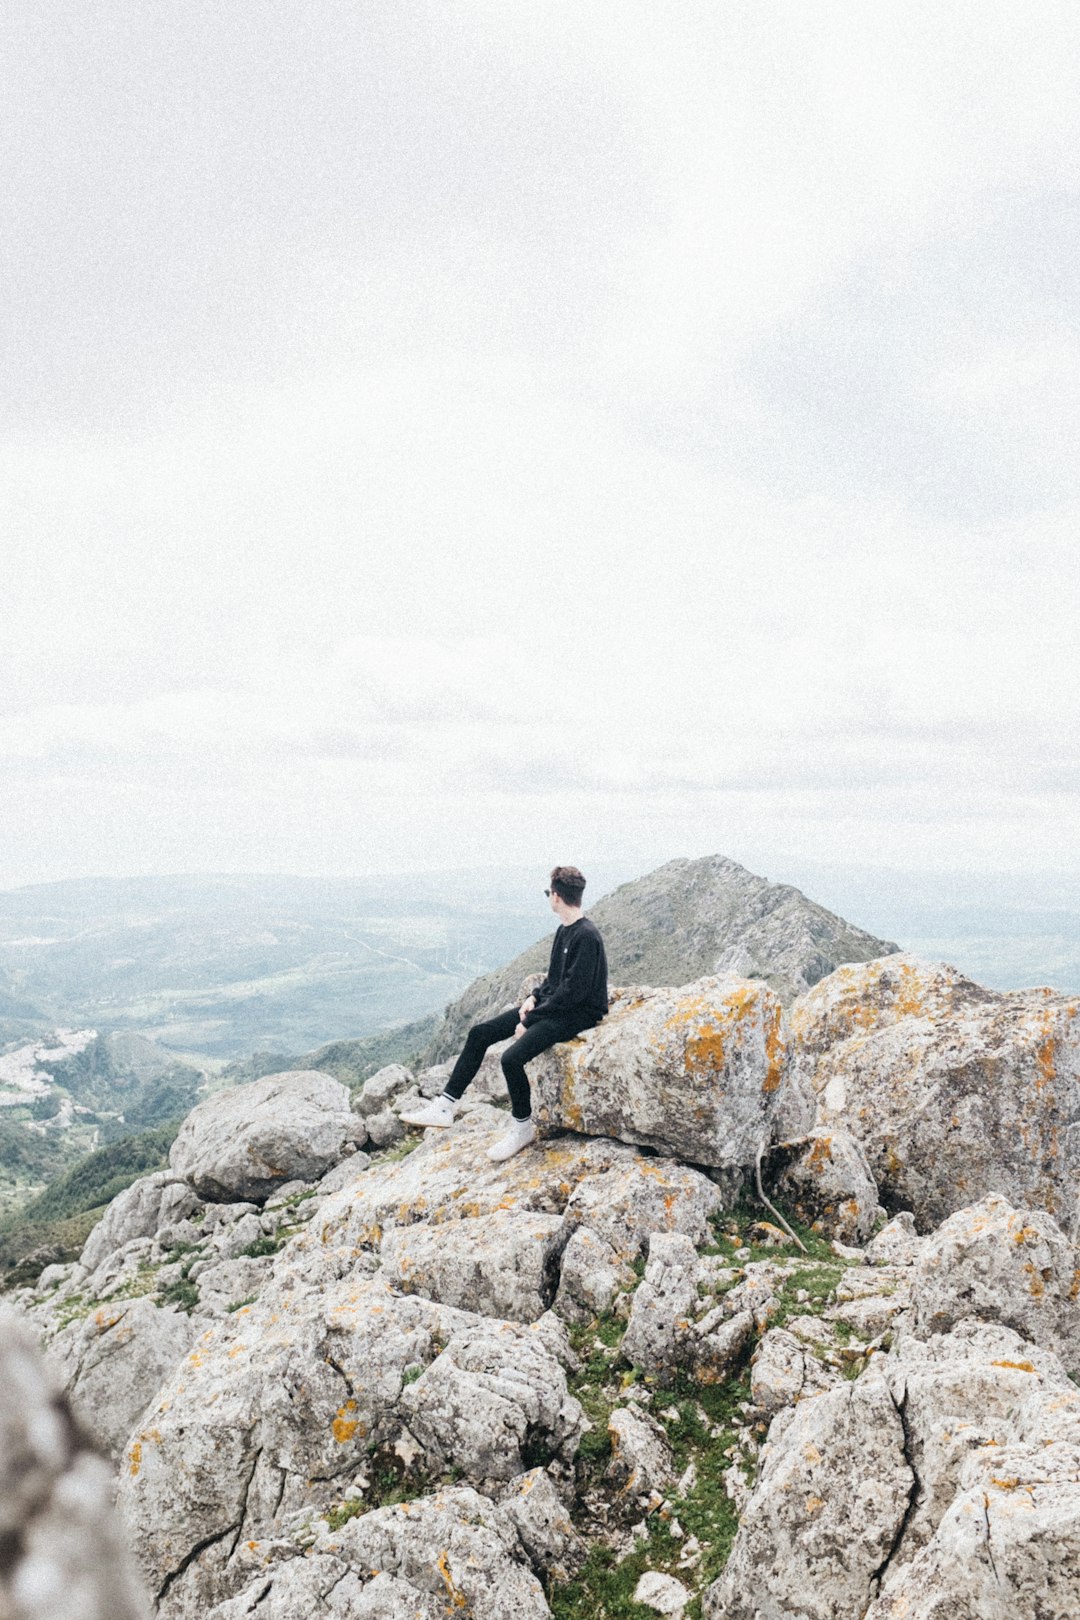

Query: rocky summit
[425,853,899,1061]
[6,952,1080,1620]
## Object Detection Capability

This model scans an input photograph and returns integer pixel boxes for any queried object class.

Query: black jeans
[444,1006,601,1121]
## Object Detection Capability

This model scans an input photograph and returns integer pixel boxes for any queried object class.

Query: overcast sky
[3,1,1079,898]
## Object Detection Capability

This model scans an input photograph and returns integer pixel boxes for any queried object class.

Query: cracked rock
[169,1070,361,1203]
[703,1373,915,1620]
[911,1193,1080,1375]
[400,1317,584,1485]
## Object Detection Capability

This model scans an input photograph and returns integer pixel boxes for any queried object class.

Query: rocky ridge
[425,854,899,1061]
[5,951,1080,1620]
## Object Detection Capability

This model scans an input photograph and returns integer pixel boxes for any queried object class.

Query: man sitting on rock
[401,865,610,1162]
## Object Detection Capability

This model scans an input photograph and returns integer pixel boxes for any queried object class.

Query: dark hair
[549,865,586,906]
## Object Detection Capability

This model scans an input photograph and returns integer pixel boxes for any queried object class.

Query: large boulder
[208,1487,550,1619]
[0,1307,150,1620]
[79,1170,200,1275]
[764,1127,881,1245]
[45,1295,197,1459]
[787,954,1080,1229]
[910,1194,1080,1375]
[703,1374,915,1620]
[169,1070,361,1202]
[530,976,788,1169]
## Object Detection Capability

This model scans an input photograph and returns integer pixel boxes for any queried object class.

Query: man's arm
[524,931,600,1022]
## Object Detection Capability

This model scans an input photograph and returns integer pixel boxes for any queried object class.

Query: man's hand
[519,994,536,1019]
[514,1022,526,1039]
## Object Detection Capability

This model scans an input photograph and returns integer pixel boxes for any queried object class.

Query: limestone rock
[886,1320,1072,1563]
[501,1467,588,1581]
[866,1210,924,1267]
[788,954,1080,1229]
[353,1063,414,1116]
[703,1374,914,1620]
[749,1326,841,1415]
[79,1170,200,1274]
[116,1276,475,1611]
[562,1159,722,1261]
[381,1209,568,1323]
[399,1317,584,1484]
[765,1128,880,1245]
[327,1487,550,1619]
[210,1488,548,1619]
[46,1295,197,1460]
[605,1406,676,1506]
[528,976,788,1169]
[0,1307,150,1620]
[911,1194,1080,1375]
[864,1459,1080,1620]
[621,1233,699,1374]
[168,1070,362,1202]
[554,1226,634,1320]
[634,1571,692,1615]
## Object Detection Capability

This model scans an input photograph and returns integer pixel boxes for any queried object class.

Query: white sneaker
[486,1117,537,1163]
[399,1094,457,1129]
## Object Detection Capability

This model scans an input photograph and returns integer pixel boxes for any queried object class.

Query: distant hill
[0,872,551,1059]
[0,1029,201,1220]
[424,853,900,1061]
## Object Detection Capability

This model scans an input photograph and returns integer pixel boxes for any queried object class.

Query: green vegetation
[0,1121,181,1288]
[240,1235,284,1260]
[549,1196,862,1620]
[21,1123,180,1224]
[159,1256,199,1314]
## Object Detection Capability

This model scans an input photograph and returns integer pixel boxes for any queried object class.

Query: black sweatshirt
[524,917,609,1026]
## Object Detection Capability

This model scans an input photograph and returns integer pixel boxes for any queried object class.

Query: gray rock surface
[209,1487,550,1619]
[605,1406,676,1508]
[0,1306,150,1620]
[530,976,789,1169]
[749,1325,841,1414]
[400,1316,584,1484]
[910,1193,1080,1374]
[765,1127,880,1245]
[500,1467,588,1581]
[45,1295,197,1459]
[788,954,1080,1230]
[169,1069,361,1202]
[79,1171,200,1275]
[703,1374,914,1620]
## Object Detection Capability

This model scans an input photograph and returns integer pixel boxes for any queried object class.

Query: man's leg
[498,1018,574,1120]
[487,1016,584,1163]
[445,1008,521,1102]
[400,1007,520,1128]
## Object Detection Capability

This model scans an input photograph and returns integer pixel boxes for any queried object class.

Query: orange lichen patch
[991,1359,1036,1374]
[1012,1225,1040,1246]
[227,1344,248,1360]
[805,1495,825,1516]
[991,1477,1020,1491]
[1022,1262,1046,1299]
[436,1549,467,1609]
[128,1441,142,1477]
[892,962,927,1020]
[807,1136,834,1172]
[763,1004,785,1093]
[331,1400,362,1443]
[803,1443,822,1465]
[1035,1033,1057,1091]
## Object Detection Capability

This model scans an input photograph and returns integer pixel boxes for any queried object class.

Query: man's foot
[486,1116,537,1163]
[399,1094,457,1129]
